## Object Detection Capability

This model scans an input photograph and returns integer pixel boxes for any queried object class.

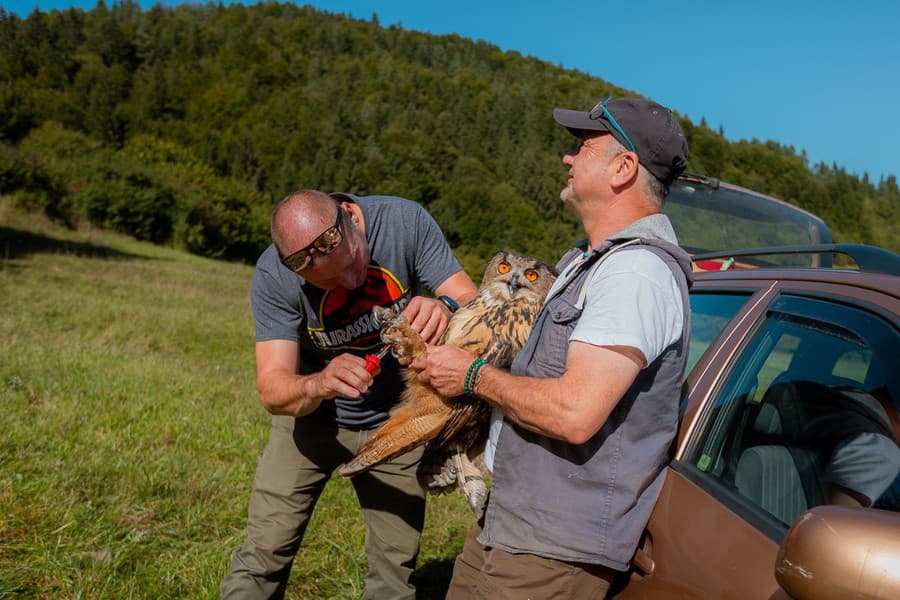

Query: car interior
[689,304,899,526]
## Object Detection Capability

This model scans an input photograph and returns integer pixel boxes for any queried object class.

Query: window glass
[665,181,832,258]
[686,293,752,379]
[751,331,800,401]
[687,295,900,526]
[831,348,871,384]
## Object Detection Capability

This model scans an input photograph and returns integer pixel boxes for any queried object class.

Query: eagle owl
[339,251,557,515]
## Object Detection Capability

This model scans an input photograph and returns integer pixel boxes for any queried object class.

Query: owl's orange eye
[524,269,538,282]
[498,262,511,274]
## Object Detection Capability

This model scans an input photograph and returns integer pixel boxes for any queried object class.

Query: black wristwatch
[437,295,459,313]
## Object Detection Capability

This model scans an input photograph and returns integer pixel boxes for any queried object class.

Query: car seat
[734,379,824,525]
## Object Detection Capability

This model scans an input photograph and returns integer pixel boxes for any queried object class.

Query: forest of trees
[2,1,898,267]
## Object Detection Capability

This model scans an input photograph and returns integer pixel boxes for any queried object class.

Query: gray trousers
[221,415,425,599]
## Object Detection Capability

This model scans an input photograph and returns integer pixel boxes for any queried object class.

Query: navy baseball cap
[554,97,689,186]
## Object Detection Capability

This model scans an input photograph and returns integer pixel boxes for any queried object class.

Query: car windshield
[664,174,832,267]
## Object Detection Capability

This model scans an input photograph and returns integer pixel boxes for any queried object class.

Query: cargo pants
[221,415,425,599]
[446,520,617,600]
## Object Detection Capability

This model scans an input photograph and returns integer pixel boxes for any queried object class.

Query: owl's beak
[507,274,520,297]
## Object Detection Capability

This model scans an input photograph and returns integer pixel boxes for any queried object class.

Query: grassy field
[0,204,473,598]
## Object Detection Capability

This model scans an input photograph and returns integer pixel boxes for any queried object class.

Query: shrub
[76,166,175,243]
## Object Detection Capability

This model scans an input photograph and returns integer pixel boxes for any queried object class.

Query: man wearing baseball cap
[414,97,694,598]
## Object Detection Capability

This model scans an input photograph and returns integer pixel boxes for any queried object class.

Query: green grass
[0,203,473,598]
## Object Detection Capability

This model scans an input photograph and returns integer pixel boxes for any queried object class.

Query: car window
[665,177,832,259]
[685,292,752,379]
[685,294,900,527]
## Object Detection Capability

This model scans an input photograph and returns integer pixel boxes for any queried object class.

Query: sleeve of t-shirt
[251,247,304,342]
[408,202,464,292]
[571,249,683,367]
[824,433,900,504]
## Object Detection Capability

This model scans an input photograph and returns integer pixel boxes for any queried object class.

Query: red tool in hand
[364,345,391,374]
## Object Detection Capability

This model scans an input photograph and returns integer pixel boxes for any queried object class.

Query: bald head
[271,190,340,256]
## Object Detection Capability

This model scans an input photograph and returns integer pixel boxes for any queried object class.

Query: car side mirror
[775,505,900,600]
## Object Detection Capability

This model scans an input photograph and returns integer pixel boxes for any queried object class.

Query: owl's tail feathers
[417,446,487,518]
[455,448,488,518]
[339,411,447,477]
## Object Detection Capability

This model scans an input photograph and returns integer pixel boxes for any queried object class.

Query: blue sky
[6,0,900,181]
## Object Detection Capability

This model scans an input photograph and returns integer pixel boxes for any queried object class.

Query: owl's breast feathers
[446,296,542,367]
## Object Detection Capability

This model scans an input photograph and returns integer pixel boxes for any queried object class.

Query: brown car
[612,176,900,599]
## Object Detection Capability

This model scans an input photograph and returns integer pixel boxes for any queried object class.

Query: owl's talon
[372,306,427,363]
[372,306,400,329]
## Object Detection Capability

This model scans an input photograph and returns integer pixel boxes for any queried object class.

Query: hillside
[1,2,897,260]
[0,203,472,598]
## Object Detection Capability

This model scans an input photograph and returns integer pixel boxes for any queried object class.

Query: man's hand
[410,344,475,397]
[256,340,377,416]
[402,296,453,344]
[313,353,378,400]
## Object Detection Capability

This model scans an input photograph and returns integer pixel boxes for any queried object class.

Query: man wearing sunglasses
[413,98,693,598]
[222,190,477,599]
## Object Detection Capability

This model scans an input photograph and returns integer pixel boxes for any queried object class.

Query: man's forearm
[474,343,641,445]
[475,366,586,443]
[258,371,329,417]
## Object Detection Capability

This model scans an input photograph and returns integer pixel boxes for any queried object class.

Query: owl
[339,251,557,515]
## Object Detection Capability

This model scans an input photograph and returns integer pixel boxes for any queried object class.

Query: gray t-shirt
[251,193,463,428]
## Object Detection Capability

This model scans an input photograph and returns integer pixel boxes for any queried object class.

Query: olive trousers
[221,415,425,600]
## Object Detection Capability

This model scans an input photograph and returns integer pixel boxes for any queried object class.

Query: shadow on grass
[413,557,456,599]
[0,226,147,262]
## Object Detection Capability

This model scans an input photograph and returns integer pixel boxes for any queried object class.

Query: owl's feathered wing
[338,297,536,474]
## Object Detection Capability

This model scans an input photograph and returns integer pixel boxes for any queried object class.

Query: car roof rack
[692,244,900,276]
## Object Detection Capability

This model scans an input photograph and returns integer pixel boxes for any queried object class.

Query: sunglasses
[588,96,637,153]
[280,207,344,272]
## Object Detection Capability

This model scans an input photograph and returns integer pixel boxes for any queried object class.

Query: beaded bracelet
[464,358,487,395]
[472,362,487,394]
